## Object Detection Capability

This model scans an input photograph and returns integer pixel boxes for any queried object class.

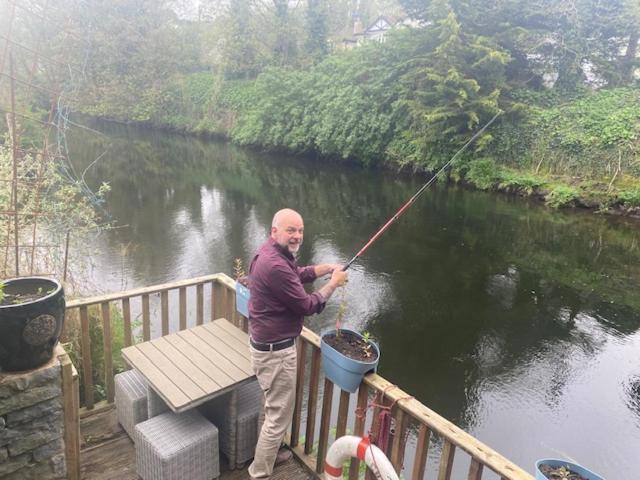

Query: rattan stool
[199,380,262,468]
[135,410,220,480]
[115,369,148,441]
[147,386,170,417]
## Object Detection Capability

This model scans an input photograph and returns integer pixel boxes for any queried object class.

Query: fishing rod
[342,111,502,271]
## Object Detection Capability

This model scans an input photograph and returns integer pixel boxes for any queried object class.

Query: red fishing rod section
[342,111,502,271]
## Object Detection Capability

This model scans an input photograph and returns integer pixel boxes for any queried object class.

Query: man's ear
[270,226,277,237]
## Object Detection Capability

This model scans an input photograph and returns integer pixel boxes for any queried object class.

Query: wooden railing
[65,273,533,480]
[65,273,243,410]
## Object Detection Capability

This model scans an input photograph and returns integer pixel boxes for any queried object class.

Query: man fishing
[247,208,348,479]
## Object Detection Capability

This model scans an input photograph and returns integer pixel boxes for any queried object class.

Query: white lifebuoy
[324,435,399,480]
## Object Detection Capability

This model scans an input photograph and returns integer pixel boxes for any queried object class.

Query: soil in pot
[0,288,51,306]
[539,464,589,480]
[323,330,379,362]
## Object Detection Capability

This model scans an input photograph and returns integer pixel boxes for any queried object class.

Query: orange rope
[352,384,414,479]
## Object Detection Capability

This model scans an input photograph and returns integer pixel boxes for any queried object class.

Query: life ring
[324,435,399,480]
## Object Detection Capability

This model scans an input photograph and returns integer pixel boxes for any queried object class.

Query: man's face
[272,213,304,255]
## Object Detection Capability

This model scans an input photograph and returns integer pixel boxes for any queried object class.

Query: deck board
[163,333,234,386]
[79,407,315,480]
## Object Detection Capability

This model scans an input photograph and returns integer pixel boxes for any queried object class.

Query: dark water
[68,120,640,479]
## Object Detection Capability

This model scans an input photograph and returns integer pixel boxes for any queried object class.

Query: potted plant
[321,329,380,393]
[320,289,380,393]
[0,277,65,372]
[234,258,250,318]
[535,459,605,480]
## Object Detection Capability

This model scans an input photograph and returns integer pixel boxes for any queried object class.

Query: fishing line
[343,111,502,271]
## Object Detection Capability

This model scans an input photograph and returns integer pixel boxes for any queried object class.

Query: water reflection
[68,119,640,479]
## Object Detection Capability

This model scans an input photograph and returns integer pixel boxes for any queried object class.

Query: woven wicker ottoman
[115,369,148,441]
[199,380,262,468]
[135,410,220,480]
[147,386,170,417]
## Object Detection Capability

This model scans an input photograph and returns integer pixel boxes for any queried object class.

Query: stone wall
[0,352,68,479]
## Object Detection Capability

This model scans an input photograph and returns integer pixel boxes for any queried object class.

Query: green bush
[493,88,640,178]
[545,185,579,208]
[499,169,546,194]
[619,188,640,207]
[466,158,504,190]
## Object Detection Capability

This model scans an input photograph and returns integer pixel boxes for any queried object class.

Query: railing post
[142,294,150,341]
[122,297,132,347]
[60,350,80,480]
[79,306,94,409]
[438,440,456,480]
[291,338,307,448]
[161,290,169,335]
[411,424,431,480]
[101,302,114,403]
[469,458,484,480]
[336,389,350,439]
[304,348,321,455]
[349,385,369,480]
[316,378,334,474]
[212,280,224,321]
[179,287,187,330]
[196,283,204,325]
[390,405,409,473]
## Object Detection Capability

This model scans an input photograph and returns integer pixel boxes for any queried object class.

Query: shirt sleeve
[297,265,317,284]
[272,264,326,315]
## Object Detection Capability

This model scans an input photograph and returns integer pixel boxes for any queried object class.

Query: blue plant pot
[535,459,605,480]
[320,329,380,393]
[235,282,250,318]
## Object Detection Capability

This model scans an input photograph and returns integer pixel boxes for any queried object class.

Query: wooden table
[122,318,256,467]
[122,318,255,413]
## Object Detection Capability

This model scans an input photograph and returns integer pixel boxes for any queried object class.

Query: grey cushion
[135,410,220,480]
[198,380,263,467]
[115,369,148,441]
[147,386,170,417]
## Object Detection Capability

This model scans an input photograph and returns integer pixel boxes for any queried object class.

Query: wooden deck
[68,273,535,480]
[79,406,315,480]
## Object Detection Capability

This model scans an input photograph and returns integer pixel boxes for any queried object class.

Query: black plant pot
[0,277,65,372]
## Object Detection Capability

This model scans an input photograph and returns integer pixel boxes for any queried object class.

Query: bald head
[272,208,302,228]
[271,208,304,255]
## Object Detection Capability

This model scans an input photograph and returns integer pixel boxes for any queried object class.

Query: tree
[390,0,509,167]
[398,0,640,91]
[305,0,329,60]
[219,0,261,78]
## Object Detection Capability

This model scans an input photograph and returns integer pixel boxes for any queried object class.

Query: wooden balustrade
[290,329,535,480]
[64,273,533,480]
[64,273,241,412]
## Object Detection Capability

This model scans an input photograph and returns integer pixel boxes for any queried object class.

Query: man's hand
[315,263,344,277]
[317,267,349,301]
[329,268,348,287]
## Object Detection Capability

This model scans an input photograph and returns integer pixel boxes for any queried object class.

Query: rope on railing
[352,383,414,477]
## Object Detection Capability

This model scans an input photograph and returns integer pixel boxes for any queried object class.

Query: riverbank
[72,68,640,218]
[74,108,640,221]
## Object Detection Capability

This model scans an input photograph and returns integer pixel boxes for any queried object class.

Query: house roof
[363,15,395,34]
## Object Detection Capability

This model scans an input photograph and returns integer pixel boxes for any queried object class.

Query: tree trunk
[621,29,639,84]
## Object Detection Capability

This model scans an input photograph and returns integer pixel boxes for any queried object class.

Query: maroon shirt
[248,238,326,343]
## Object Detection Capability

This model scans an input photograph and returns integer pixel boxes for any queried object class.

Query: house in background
[355,15,395,43]
[338,14,421,50]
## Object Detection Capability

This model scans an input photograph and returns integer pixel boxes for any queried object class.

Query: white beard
[288,243,300,255]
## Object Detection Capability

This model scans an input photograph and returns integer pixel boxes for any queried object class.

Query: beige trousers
[248,343,297,479]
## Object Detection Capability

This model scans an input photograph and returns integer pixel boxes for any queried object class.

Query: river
[68,119,640,479]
